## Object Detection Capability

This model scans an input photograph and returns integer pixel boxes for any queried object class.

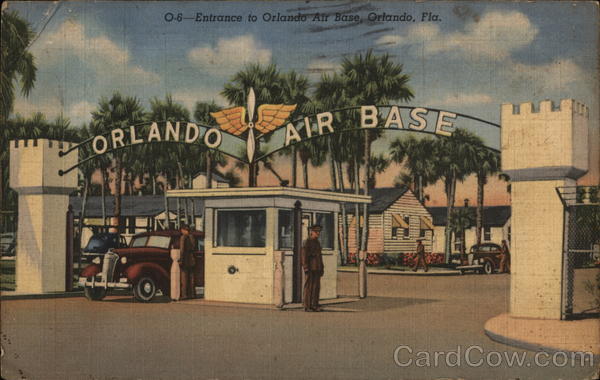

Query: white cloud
[435,93,495,107]
[33,20,160,84]
[13,96,62,120]
[187,35,271,75]
[13,97,95,126]
[510,59,584,91]
[172,88,228,112]
[68,100,95,126]
[378,11,538,60]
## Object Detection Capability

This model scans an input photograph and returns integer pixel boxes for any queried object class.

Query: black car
[82,233,127,261]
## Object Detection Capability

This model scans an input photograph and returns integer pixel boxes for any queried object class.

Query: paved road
[1,272,598,380]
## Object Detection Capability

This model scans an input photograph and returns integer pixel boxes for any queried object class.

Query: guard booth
[167,187,370,305]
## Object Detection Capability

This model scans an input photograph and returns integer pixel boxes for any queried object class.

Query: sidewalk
[484,313,600,355]
[178,296,360,311]
[338,266,460,276]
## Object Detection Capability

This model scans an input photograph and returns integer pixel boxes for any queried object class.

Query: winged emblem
[210,88,296,162]
[210,104,296,136]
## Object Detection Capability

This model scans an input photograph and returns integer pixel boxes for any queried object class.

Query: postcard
[1,1,599,379]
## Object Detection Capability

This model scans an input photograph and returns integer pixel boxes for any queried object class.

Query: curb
[484,327,600,359]
[1,291,84,300]
[337,268,460,276]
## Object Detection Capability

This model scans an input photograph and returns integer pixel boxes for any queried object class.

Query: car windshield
[146,235,171,249]
[84,235,115,251]
[130,236,148,247]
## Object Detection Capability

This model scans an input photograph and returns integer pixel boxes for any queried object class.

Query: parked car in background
[455,243,504,275]
[0,233,16,257]
[81,233,127,262]
[79,230,204,302]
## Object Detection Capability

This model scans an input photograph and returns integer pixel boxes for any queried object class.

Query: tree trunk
[206,151,212,189]
[476,172,485,247]
[101,168,107,231]
[444,171,457,263]
[114,158,122,232]
[418,175,423,203]
[337,160,345,192]
[328,139,337,191]
[361,131,370,252]
[78,177,89,276]
[291,146,297,188]
[0,163,4,211]
[152,175,156,195]
[353,156,361,264]
[163,173,170,230]
[302,160,309,189]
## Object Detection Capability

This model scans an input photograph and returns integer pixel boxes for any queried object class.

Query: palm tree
[448,207,475,260]
[367,154,390,188]
[474,147,501,246]
[1,10,36,122]
[222,168,242,188]
[390,136,438,203]
[434,129,483,262]
[279,71,310,188]
[194,101,221,188]
[91,93,145,231]
[339,50,414,253]
[221,63,284,186]
[1,10,37,212]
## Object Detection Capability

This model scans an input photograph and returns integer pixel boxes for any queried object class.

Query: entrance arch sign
[58,94,501,176]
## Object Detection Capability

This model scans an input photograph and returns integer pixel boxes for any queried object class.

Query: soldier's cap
[416,239,423,242]
[309,224,322,232]
[180,223,191,231]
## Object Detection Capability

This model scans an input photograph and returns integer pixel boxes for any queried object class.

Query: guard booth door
[292,201,312,303]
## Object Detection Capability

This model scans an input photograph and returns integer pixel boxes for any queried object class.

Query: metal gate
[557,186,600,320]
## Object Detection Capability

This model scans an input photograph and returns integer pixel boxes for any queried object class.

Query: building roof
[69,195,204,218]
[426,206,511,227]
[344,186,409,213]
[193,170,228,183]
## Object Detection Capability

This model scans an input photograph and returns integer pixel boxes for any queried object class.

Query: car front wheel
[133,276,157,302]
[482,260,494,275]
[84,286,106,301]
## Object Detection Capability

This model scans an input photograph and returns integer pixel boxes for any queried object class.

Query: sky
[7,1,599,205]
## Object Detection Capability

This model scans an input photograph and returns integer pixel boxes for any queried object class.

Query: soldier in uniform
[179,224,197,299]
[498,239,511,273]
[412,239,428,272]
[301,224,324,312]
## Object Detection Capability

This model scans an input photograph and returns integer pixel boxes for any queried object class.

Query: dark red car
[79,230,204,302]
[456,243,507,275]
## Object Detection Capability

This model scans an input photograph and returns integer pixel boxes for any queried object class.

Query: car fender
[80,264,102,278]
[124,263,170,291]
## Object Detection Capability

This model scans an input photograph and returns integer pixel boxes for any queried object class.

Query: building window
[419,228,426,238]
[278,210,293,249]
[484,226,491,241]
[454,237,462,252]
[403,216,410,238]
[316,212,334,249]
[392,214,410,239]
[392,227,399,239]
[216,209,266,247]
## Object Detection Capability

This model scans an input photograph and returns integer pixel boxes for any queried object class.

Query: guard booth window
[217,209,266,247]
[315,212,334,249]
[278,209,293,249]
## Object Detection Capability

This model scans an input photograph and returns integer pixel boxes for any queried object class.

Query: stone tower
[501,99,589,319]
[9,139,78,293]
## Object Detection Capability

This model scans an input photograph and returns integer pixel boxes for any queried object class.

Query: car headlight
[92,257,101,264]
[120,257,127,264]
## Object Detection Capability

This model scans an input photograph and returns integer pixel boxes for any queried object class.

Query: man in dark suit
[412,239,428,272]
[179,224,197,299]
[301,225,324,312]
